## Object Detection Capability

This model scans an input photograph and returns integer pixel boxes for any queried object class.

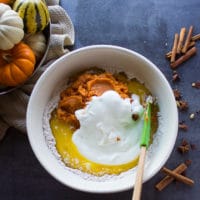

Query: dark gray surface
[0,0,200,199]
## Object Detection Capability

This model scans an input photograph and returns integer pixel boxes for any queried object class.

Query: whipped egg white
[72,90,144,165]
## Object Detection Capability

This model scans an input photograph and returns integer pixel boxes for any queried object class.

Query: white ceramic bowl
[27,45,178,193]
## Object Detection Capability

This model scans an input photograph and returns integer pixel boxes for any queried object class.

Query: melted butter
[127,79,150,103]
[50,113,139,176]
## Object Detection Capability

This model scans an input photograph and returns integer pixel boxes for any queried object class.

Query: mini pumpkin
[13,0,50,34]
[0,3,24,50]
[0,0,15,5]
[0,42,36,86]
[24,32,47,61]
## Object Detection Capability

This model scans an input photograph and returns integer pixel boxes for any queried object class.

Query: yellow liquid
[50,77,158,176]
[50,113,139,176]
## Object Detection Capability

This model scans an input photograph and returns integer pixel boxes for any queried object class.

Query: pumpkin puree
[57,71,129,128]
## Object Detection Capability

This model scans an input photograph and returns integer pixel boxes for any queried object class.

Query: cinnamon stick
[162,167,194,186]
[177,27,186,54]
[171,46,197,69]
[182,26,194,53]
[192,33,200,41]
[171,33,179,62]
[155,163,187,191]
[189,41,196,48]
[165,41,195,59]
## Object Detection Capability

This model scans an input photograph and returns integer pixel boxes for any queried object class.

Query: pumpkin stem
[2,53,13,63]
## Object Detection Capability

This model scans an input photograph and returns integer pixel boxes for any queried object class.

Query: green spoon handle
[140,102,151,147]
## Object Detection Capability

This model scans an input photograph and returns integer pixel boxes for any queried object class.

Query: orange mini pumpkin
[0,0,15,5]
[0,42,36,86]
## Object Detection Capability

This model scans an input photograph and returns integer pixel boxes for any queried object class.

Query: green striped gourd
[13,0,50,34]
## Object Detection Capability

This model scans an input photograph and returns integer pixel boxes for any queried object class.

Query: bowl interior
[27,45,178,193]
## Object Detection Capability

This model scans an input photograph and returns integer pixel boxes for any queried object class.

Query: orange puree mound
[57,95,84,128]
[57,71,129,128]
[87,78,115,96]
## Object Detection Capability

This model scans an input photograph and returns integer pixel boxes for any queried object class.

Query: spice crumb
[132,113,139,121]
[116,137,121,141]
[185,159,192,166]
[181,139,189,146]
[177,100,188,110]
[173,89,181,100]
[172,71,180,82]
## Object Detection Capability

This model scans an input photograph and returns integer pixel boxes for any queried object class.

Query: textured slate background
[0,0,200,199]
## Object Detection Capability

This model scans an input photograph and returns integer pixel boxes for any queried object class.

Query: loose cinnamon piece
[179,122,188,131]
[192,33,200,41]
[171,46,197,69]
[182,26,194,53]
[181,139,189,146]
[155,163,187,191]
[162,167,194,186]
[176,100,188,110]
[171,33,179,62]
[173,89,181,100]
[172,71,180,82]
[177,27,186,54]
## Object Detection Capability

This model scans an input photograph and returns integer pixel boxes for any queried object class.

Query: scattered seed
[189,113,195,119]
[192,81,200,89]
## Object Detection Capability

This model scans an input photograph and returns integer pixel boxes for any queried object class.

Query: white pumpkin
[0,3,24,50]
[24,32,47,61]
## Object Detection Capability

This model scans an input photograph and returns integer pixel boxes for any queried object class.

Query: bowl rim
[27,44,178,193]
